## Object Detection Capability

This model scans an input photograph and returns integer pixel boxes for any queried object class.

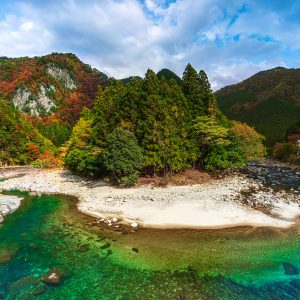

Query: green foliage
[0,100,56,165]
[64,148,103,177]
[65,64,265,179]
[37,122,71,147]
[182,64,218,118]
[67,111,94,150]
[64,110,103,176]
[102,127,143,186]
[286,120,300,139]
[216,67,300,146]
[204,142,246,170]
[157,69,182,85]
[193,116,229,147]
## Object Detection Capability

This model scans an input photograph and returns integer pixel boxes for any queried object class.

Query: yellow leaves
[66,117,93,150]
[231,121,266,161]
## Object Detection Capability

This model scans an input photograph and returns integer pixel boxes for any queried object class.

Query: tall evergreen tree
[182,64,206,118]
[198,70,217,116]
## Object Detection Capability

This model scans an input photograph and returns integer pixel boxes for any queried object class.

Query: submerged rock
[31,284,46,296]
[41,268,65,286]
[0,215,3,224]
[9,275,39,294]
[0,250,13,264]
[283,262,299,275]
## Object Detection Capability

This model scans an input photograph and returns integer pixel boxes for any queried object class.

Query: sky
[0,0,300,90]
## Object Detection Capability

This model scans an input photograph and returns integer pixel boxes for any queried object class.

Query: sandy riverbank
[0,169,299,229]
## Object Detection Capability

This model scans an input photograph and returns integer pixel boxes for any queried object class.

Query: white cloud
[20,21,34,31]
[0,0,299,89]
[0,14,52,57]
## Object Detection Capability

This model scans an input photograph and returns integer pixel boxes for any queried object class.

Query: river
[0,162,300,299]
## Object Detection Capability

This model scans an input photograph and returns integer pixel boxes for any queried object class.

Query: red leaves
[36,150,57,168]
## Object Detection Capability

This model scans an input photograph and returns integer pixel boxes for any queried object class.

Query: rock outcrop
[47,63,76,89]
[13,85,56,116]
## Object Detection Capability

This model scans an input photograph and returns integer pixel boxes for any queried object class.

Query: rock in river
[0,195,23,218]
[41,268,65,286]
[283,262,299,275]
[0,250,14,264]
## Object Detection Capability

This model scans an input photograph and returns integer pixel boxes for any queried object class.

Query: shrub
[33,150,57,168]
[64,148,102,177]
[231,122,266,161]
[204,142,246,170]
[102,127,143,186]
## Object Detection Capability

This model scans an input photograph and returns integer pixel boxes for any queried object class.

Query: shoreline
[0,168,299,229]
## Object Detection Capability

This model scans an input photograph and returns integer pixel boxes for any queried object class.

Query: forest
[0,100,56,166]
[63,64,265,185]
[0,60,265,181]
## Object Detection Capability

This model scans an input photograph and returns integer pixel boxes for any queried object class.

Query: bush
[33,150,57,168]
[231,122,266,161]
[102,127,143,186]
[64,148,102,177]
[204,142,246,170]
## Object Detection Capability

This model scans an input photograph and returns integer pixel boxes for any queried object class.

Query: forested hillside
[65,64,265,185]
[0,53,110,146]
[0,54,265,173]
[0,100,55,165]
[215,67,300,146]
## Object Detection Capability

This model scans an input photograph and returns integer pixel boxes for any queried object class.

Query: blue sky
[0,0,300,90]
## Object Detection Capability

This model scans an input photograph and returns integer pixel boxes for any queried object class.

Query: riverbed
[1,191,300,299]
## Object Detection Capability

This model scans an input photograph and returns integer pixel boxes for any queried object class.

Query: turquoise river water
[1,190,300,299]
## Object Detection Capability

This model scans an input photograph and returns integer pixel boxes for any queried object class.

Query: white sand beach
[0,169,299,229]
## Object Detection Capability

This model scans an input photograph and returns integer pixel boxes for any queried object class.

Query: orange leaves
[27,143,40,161]
[59,91,92,124]
[35,150,57,168]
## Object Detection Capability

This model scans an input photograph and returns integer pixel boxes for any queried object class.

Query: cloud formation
[0,0,299,90]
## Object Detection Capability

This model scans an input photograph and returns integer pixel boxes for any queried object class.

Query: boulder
[0,215,3,224]
[41,268,65,286]
[9,275,39,293]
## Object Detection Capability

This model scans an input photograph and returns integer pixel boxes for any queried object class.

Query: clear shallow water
[1,191,300,299]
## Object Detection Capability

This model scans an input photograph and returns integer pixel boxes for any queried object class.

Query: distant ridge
[215,66,300,145]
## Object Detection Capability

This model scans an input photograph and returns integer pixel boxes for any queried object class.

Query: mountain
[157,68,182,85]
[215,67,300,145]
[287,120,300,142]
[0,53,110,145]
[121,76,142,84]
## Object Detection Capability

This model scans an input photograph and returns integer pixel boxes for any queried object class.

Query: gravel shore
[0,168,299,229]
